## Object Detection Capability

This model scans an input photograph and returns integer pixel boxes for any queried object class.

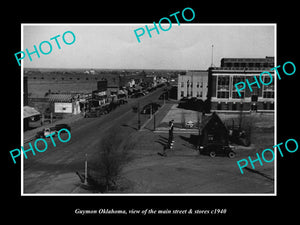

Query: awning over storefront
[23,106,40,119]
[48,94,73,102]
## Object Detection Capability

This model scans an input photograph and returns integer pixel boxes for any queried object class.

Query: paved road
[23,87,166,193]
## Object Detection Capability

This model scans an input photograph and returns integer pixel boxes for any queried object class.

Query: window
[262,75,274,99]
[232,76,245,99]
[232,92,244,98]
[181,91,184,97]
[181,82,184,87]
[217,91,229,98]
[196,82,199,88]
[263,91,274,98]
[232,103,237,110]
[217,76,229,99]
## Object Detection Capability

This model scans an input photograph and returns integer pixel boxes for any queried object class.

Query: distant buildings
[207,56,275,112]
[177,70,208,100]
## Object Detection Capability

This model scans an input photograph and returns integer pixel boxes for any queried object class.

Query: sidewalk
[139,102,200,134]
[23,113,83,143]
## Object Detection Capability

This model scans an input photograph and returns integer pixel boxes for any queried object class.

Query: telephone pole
[84,153,88,185]
[211,44,215,67]
[137,102,141,130]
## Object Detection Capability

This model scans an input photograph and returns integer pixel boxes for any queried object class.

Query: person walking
[170,119,174,143]
[168,119,174,149]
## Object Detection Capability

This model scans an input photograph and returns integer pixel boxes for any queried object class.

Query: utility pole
[84,153,88,185]
[150,102,152,119]
[153,112,156,131]
[137,102,141,130]
[211,44,214,68]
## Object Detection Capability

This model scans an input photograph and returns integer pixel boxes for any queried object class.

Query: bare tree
[88,128,134,192]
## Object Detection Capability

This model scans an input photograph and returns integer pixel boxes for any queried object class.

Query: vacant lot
[119,110,274,194]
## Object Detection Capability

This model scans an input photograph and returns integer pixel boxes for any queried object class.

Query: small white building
[48,94,81,115]
[177,70,208,100]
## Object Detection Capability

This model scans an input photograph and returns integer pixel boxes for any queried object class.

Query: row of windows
[216,75,274,99]
[216,102,274,110]
[181,82,206,88]
[217,91,274,99]
[180,91,203,97]
[217,75,273,85]
[222,62,274,68]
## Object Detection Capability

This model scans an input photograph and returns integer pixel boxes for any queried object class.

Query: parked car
[198,143,236,158]
[131,92,145,98]
[118,99,128,104]
[84,109,101,118]
[141,103,161,114]
[55,124,71,132]
[36,127,56,138]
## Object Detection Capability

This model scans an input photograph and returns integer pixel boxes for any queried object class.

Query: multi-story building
[207,56,275,112]
[177,70,208,100]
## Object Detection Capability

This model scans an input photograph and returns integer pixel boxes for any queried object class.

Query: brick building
[207,56,275,112]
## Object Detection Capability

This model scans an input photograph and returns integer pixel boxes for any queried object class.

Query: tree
[88,128,134,192]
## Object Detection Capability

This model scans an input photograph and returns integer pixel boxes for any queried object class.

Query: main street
[23,87,166,193]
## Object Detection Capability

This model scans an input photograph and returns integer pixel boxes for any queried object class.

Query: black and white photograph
[4,2,299,220]
[21,24,275,195]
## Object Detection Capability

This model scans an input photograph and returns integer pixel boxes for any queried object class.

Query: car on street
[36,127,56,138]
[84,110,101,118]
[131,92,145,98]
[55,124,71,132]
[141,102,161,114]
[118,99,128,104]
[198,143,236,158]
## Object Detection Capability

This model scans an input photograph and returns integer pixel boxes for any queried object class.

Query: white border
[21,23,277,196]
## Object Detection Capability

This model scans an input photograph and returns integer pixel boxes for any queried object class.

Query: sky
[22,24,275,70]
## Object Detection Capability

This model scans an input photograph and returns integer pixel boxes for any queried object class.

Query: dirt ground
[119,111,275,194]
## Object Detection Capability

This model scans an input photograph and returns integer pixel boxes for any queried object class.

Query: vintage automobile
[141,102,161,114]
[54,124,71,132]
[36,127,56,138]
[198,143,236,158]
[35,124,71,138]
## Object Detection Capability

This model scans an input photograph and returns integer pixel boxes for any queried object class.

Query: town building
[177,70,208,100]
[48,94,81,115]
[207,56,275,112]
